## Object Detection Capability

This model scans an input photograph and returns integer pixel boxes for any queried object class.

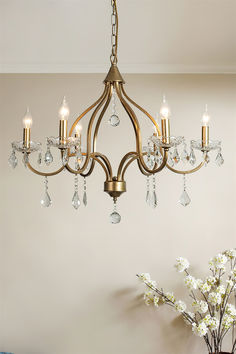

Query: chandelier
[9,0,224,223]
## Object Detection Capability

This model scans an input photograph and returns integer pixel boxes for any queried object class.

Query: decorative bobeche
[8,0,224,223]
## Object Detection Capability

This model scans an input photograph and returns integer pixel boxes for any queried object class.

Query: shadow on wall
[110,286,199,354]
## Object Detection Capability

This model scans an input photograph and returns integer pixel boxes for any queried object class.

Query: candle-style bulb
[201,104,210,126]
[22,107,33,128]
[59,96,70,120]
[160,95,171,119]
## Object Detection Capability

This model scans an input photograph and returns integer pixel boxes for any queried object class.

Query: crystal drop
[40,191,52,207]
[189,149,196,166]
[109,114,120,127]
[150,191,158,208]
[168,153,174,167]
[215,152,224,167]
[205,153,210,166]
[110,211,121,224]
[179,190,191,207]
[62,150,68,166]
[37,152,42,165]
[72,191,80,210]
[146,190,151,205]
[147,155,155,169]
[45,149,53,165]
[23,153,29,167]
[181,149,188,163]
[83,191,87,206]
[8,150,18,169]
[173,148,180,164]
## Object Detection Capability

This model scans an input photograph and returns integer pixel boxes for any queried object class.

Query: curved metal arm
[166,160,205,175]
[121,85,161,136]
[65,156,110,181]
[27,162,65,177]
[117,151,138,180]
[69,85,108,137]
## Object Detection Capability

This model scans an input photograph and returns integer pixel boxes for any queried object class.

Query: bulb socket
[23,127,31,149]
[202,126,209,147]
[59,119,68,144]
[161,118,170,144]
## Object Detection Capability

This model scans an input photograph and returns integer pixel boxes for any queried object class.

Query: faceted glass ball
[110,211,121,224]
[109,114,120,127]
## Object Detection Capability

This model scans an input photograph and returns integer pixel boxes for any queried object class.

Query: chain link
[110,0,118,65]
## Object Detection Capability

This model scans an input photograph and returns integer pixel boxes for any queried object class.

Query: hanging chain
[110,0,118,65]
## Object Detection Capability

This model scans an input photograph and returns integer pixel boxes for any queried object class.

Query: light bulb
[201,104,210,126]
[59,96,70,120]
[75,124,82,135]
[160,95,171,119]
[22,107,33,128]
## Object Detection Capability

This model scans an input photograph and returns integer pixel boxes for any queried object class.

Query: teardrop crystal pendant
[181,143,188,163]
[23,152,29,168]
[62,149,69,166]
[189,148,196,166]
[110,199,121,224]
[72,175,80,209]
[155,149,163,165]
[150,176,157,208]
[168,152,174,167]
[179,174,191,207]
[109,88,120,127]
[37,152,42,165]
[215,149,224,167]
[173,147,180,164]
[45,146,53,165]
[83,178,87,206]
[40,177,52,207]
[146,176,151,205]
[204,152,210,166]
[8,150,18,169]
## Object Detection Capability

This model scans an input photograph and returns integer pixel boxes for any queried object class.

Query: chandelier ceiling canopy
[9,0,223,223]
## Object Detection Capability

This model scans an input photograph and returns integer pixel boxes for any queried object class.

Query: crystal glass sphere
[109,114,120,127]
[110,211,121,224]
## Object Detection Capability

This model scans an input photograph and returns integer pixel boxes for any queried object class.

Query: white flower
[175,257,190,273]
[175,300,186,313]
[209,253,228,270]
[139,273,151,283]
[192,300,208,314]
[144,291,154,306]
[196,279,203,288]
[192,322,208,337]
[208,292,222,306]
[184,275,197,290]
[216,285,225,295]
[206,276,217,286]
[226,279,234,288]
[222,314,234,329]
[163,292,176,303]
[226,304,236,318]
[199,282,211,293]
[225,249,236,259]
[184,311,195,325]
[154,296,160,308]
[146,280,157,289]
[203,315,219,330]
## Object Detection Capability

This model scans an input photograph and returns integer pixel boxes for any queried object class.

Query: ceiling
[0,0,235,73]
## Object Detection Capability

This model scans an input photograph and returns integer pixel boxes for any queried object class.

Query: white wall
[0,73,236,354]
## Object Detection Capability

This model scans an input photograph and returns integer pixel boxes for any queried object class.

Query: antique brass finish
[202,126,209,148]
[161,119,170,144]
[23,128,30,149]
[59,119,68,145]
[104,178,126,198]
[104,65,125,84]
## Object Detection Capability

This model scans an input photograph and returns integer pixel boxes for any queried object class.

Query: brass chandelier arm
[93,83,113,152]
[27,162,65,177]
[121,85,161,136]
[166,160,205,175]
[71,86,110,175]
[92,152,113,179]
[69,85,109,137]
[116,82,167,174]
[65,156,110,181]
[117,151,138,181]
